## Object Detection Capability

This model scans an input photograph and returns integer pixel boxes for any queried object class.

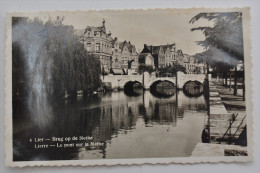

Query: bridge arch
[143,75,176,90]
[150,80,175,90]
[123,81,143,96]
[124,81,143,89]
[176,72,206,89]
[149,80,176,98]
[183,80,204,97]
[183,80,203,87]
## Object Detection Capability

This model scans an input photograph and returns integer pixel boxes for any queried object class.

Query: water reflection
[183,81,203,97]
[13,88,207,161]
[150,82,176,98]
[124,83,143,97]
[150,88,176,98]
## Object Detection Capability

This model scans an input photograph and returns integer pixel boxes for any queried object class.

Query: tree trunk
[229,70,232,91]
[222,72,225,86]
[233,67,238,95]
[243,72,245,101]
[207,63,209,75]
[225,72,228,87]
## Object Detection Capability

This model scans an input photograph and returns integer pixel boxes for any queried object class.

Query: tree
[193,66,202,74]
[190,12,244,97]
[170,63,186,74]
[157,63,186,76]
[12,16,101,101]
[138,64,154,74]
[43,17,101,97]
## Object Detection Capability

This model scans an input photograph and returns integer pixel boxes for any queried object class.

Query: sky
[27,9,214,55]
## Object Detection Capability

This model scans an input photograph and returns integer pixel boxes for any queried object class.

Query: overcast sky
[28,9,214,55]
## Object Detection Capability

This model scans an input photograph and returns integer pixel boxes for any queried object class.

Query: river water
[13,86,208,161]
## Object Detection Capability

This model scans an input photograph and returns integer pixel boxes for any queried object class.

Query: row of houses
[138,44,206,74]
[76,19,138,75]
[76,20,206,75]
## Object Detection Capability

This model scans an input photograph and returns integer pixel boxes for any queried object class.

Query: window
[87,32,91,37]
[96,43,100,52]
[86,42,91,51]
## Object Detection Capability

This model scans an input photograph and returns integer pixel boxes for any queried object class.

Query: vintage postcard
[5,8,253,167]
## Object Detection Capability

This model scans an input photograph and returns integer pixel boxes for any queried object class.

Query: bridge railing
[155,72,176,78]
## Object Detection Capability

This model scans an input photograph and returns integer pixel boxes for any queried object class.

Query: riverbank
[192,80,247,156]
[213,81,246,114]
[210,81,246,144]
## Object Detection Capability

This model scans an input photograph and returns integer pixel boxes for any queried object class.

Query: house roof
[111,37,118,47]
[177,49,183,55]
[141,45,151,54]
[85,26,105,33]
[118,40,136,53]
[141,44,175,55]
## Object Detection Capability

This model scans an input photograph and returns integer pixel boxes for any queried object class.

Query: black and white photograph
[5,8,252,166]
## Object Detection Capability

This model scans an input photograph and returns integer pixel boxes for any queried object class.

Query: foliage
[138,64,154,74]
[190,12,243,71]
[193,66,202,74]
[43,18,101,96]
[157,63,186,76]
[12,17,101,100]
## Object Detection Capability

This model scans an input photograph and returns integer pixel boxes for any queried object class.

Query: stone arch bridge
[101,72,206,90]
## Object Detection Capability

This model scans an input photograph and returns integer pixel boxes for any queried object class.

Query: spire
[102,19,105,27]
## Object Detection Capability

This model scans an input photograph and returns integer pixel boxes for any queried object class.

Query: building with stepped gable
[111,38,138,75]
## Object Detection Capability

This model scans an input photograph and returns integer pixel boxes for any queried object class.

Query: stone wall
[143,72,176,89]
[208,81,246,144]
[177,71,206,89]
[101,74,143,89]
[101,72,206,90]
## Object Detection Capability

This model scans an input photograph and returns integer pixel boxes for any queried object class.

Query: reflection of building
[77,20,139,75]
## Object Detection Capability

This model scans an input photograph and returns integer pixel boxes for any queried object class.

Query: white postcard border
[5,7,253,167]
